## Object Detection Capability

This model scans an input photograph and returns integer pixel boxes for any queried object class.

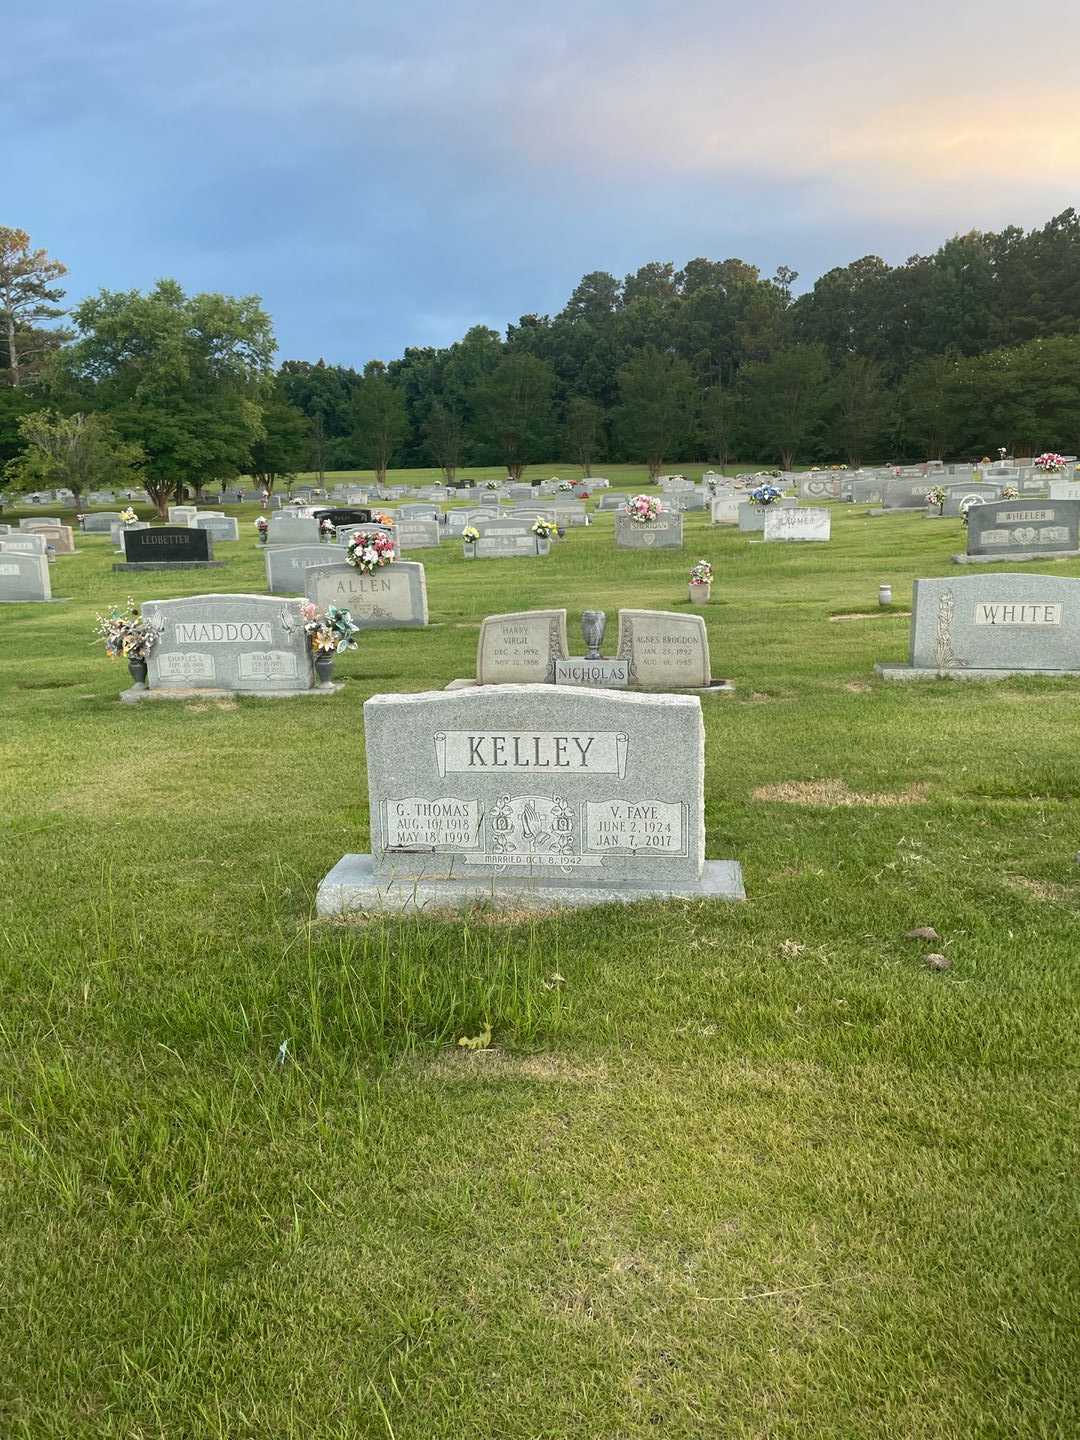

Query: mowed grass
[1,472,1079,1438]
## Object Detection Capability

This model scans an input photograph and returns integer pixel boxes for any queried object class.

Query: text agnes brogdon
[433,730,630,777]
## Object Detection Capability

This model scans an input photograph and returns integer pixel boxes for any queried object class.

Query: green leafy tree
[0,227,68,389]
[828,356,889,466]
[349,364,408,484]
[896,354,961,459]
[738,344,829,469]
[563,396,604,476]
[4,410,144,509]
[0,386,36,467]
[474,353,556,479]
[614,347,697,477]
[250,385,310,493]
[699,384,740,466]
[423,399,465,482]
[57,280,275,516]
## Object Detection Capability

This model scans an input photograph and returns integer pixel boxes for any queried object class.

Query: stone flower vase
[258,530,268,544]
[127,657,148,688]
[534,537,551,556]
[314,653,335,686]
[688,582,711,606]
[463,540,477,559]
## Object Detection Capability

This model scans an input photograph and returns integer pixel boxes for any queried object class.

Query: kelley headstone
[316,685,744,913]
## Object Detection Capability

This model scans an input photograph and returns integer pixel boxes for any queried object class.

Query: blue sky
[10,0,1080,365]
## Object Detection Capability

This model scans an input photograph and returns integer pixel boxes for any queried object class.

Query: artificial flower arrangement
[998,447,1007,460]
[94,597,158,661]
[689,560,713,585]
[255,516,269,533]
[531,519,557,538]
[345,530,396,573]
[118,506,138,525]
[1001,485,1020,499]
[462,526,481,542]
[320,518,336,536]
[624,494,660,524]
[1034,452,1067,473]
[926,485,947,506]
[486,479,500,490]
[978,455,992,464]
[299,602,359,654]
[376,512,394,527]
[557,480,575,492]
[748,483,784,507]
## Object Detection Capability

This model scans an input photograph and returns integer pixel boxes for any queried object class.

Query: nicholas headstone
[615,610,713,690]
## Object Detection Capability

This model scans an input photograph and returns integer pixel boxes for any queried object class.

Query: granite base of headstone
[315,685,744,915]
[876,573,1080,680]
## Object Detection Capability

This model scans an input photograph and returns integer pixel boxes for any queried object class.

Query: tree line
[3,210,1080,511]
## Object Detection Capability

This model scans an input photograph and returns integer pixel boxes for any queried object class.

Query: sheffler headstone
[130,594,320,699]
[763,507,831,542]
[115,526,221,570]
[303,562,429,628]
[876,574,1080,680]
[956,499,1080,563]
[315,685,744,914]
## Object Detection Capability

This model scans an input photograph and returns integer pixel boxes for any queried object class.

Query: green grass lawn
[1,483,1078,1438]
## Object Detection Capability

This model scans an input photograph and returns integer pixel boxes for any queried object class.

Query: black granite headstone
[123,526,213,563]
[314,508,374,527]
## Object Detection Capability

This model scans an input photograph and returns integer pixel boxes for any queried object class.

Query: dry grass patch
[829,611,911,622]
[420,1048,608,1084]
[752,779,929,808]
[1004,875,1076,903]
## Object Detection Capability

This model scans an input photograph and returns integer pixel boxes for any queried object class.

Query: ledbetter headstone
[138,595,315,696]
[304,562,429,628]
[116,526,220,570]
[316,685,744,913]
[876,573,1080,679]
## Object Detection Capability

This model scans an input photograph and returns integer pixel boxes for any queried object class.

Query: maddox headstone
[135,595,316,698]
[316,685,744,914]
[304,562,429,628]
[763,507,831,542]
[956,499,1080,563]
[876,574,1080,680]
[614,511,684,549]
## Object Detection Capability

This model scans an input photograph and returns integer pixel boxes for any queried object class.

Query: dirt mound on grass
[752,779,929,807]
